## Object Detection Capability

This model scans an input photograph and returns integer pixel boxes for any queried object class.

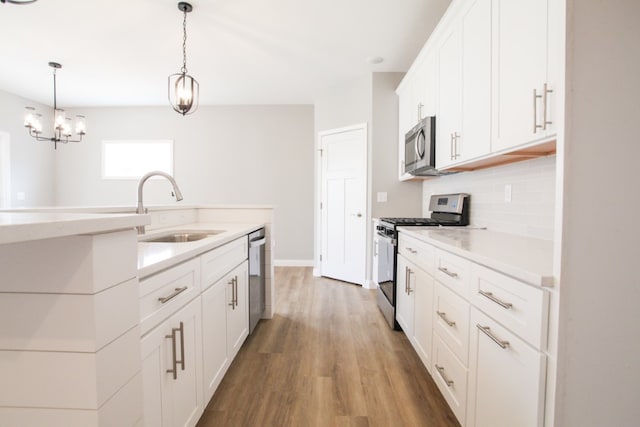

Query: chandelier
[168,2,199,115]
[23,62,86,150]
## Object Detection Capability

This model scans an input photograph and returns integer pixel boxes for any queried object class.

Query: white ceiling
[0,0,450,107]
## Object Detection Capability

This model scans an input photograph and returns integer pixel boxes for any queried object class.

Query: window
[102,140,173,179]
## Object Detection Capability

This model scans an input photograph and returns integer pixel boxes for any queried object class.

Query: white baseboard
[364,280,378,290]
[273,259,314,267]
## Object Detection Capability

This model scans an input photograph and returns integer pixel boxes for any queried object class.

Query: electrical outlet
[377,192,387,203]
[504,184,512,203]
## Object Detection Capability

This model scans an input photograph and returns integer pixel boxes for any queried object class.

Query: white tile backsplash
[423,156,556,240]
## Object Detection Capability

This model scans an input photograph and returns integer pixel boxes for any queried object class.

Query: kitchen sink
[141,230,224,243]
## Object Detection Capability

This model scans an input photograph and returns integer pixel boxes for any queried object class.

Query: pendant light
[168,2,199,116]
[23,62,86,150]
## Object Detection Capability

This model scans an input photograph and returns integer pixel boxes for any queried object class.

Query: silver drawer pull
[438,267,458,278]
[158,286,188,304]
[477,324,510,349]
[406,247,418,254]
[435,364,454,387]
[436,311,456,327]
[478,290,513,309]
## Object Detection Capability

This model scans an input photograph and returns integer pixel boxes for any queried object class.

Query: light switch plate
[377,192,387,203]
[504,184,512,203]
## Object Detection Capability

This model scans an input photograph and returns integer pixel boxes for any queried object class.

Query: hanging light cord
[181,8,188,75]
[52,66,57,110]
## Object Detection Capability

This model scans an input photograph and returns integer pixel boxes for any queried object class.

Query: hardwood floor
[197,267,460,427]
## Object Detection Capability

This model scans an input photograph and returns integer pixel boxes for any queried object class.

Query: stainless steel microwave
[404,116,437,176]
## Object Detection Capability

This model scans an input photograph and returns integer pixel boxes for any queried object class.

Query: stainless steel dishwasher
[248,228,266,334]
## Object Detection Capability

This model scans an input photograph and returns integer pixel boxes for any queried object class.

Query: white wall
[555,1,640,425]
[55,105,315,262]
[372,73,423,218]
[0,90,56,207]
[313,72,424,281]
[422,156,556,240]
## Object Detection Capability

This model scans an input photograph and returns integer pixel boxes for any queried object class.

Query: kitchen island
[0,207,274,426]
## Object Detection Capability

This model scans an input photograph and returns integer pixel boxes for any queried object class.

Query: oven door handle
[376,232,396,247]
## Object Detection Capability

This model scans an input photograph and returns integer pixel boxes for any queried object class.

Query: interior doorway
[318,124,367,285]
[0,132,10,208]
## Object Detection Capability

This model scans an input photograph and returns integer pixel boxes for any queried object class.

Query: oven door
[376,232,395,305]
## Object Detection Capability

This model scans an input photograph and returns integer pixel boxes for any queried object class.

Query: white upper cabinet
[437,0,492,169]
[397,0,559,176]
[436,22,463,170]
[492,0,555,152]
[397,49,437,181]
[461,0,492,160]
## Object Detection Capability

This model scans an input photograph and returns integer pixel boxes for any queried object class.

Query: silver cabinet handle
[478,290,513,309]
[165,321,186,380]
[453,132,460,159]
[404,266,409,294]
[438,267,458,278]
[435,364,454,387]
[228,277,236,309]
[450,133,455,160]
[177,321,185,372]
[233,276,238,307]
[533,88,543,133]
[406,247,418,254]
[158,286,188,304]
[407,268,413,295]
[477,324,510,349]
[437,311,456,327]
[542,83,553,130]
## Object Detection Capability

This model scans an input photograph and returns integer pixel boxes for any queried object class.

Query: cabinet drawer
[433,334,468,426]
[467,308,546,427]
[139,258,201,335]
[435,249,471,298]
[201,237,248,291]
[398,233,435,274]
[470,264,548,349]
[434,282,470,365]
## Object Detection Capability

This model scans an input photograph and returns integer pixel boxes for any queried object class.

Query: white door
[320,124,367,285]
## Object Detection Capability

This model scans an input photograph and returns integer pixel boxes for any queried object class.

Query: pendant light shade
[169,2,199,116]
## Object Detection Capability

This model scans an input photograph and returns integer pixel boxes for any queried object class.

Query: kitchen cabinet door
[201,274,229,403]
[460,0,492,160]
[412,265,434,373]
[492,0,553,152]
[226,261,249,360]
[141,297,203,427]
[436,22,463,170]
[395,255,414,336]
[467,307,546,427]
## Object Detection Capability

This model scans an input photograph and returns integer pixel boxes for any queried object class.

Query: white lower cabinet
[467,308,546,427]
[411,264,434,373]
[433,333,468,425]
[201,261,249,402]
[395,255,414,335]
[141,297,203,427]
[397,230,549,427]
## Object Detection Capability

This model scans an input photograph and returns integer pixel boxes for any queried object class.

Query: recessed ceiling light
[367,56,384,65]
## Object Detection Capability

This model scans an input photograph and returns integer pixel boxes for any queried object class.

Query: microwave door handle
[415,130,426,159]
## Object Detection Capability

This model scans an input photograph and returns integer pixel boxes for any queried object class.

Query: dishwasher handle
[249,236,266,248]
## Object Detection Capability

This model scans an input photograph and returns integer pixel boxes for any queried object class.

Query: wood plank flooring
[197,267,460,427]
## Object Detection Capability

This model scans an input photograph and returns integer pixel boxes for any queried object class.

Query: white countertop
[398,227,554,286]
[137,222,263,278]
[0,204,276,214]
[0,212,149,245]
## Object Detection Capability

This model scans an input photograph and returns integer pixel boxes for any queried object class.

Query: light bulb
[54,109,66,130]
[75,115,86,135]
[24,106,36,128]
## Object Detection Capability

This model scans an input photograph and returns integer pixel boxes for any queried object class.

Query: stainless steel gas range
[375,193,470,330]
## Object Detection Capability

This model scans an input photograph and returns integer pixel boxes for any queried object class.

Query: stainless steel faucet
[136,171,184,234]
